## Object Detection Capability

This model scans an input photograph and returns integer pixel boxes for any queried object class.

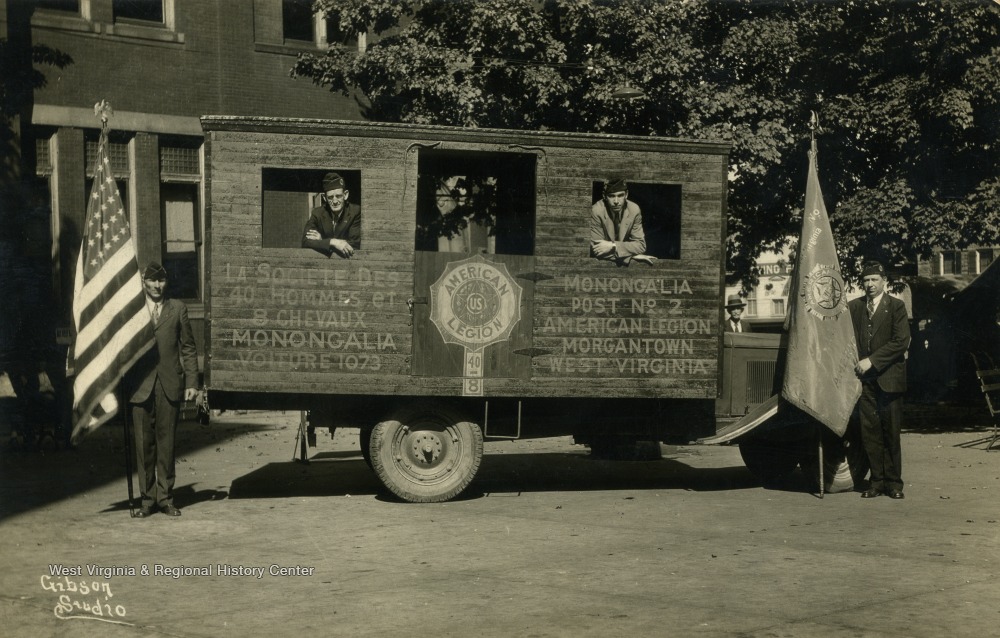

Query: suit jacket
[723,318,753,333]
[590,200,646,265]
[127,298,199,403]
[849,294,910,393]
[302,202,361,257]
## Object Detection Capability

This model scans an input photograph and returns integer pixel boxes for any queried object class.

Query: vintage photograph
[1,1,999,636]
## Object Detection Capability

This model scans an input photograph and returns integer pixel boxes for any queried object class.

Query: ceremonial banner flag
[70,121,154,442]
[780,140,861,436]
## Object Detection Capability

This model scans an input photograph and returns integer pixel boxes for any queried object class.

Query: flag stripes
[74,251,146,354]
[70,124,154,442]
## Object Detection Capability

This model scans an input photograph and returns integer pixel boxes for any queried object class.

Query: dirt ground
[1,406,998,637]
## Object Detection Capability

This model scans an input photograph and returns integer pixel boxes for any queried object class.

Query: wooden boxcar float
[201,116,829,502]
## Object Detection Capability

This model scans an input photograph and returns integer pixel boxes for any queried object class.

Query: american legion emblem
[802,263,848,319]
[429,254,523,395]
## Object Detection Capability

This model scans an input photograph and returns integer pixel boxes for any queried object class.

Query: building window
[35,134,54,177]
[113,0,164,23]
[976,248,995,274]
[282,0,315,43]
[85,136,130,176]
[771,298,785,316]
[324,10,360,48]
[35,0,81,13]
[940,250,963,275]
[160,139,203,301]
[161,183,200,299]
[746,292,757,317]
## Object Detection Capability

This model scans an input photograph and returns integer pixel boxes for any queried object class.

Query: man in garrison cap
[590,178,655,266]
[124,262,199,517]
[303,172,361,258]
[723,294,753,333]
[848,260,910,500]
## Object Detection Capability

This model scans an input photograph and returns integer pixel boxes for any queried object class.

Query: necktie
[734,320,741,333]
[153,303,161,324]
[867,298,875,318]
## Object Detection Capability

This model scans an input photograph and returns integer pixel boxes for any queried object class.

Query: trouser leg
[153,379,179,507]
[131,400,157,508]
[859,382,884,491]
[879,392,904,491]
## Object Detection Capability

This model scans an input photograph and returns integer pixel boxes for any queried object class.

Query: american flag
[70,123,154,443]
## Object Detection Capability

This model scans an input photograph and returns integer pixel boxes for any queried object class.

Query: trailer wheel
[359,427,373,470]
[370,405,483,503]
[738,438,802,487]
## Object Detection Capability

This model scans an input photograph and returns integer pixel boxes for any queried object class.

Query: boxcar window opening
[590,181,682,260]
[261,168,362,250]
[415,150,536,256]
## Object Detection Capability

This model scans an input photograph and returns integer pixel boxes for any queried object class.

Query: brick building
[1,0,366,374]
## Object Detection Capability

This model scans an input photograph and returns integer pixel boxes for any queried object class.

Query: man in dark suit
[126,263,199,517]
[849,261,910,499]
[723,294,753,333]
[302,172,361,258]
[590,178,655,266]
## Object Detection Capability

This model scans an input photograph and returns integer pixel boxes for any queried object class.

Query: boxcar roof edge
[199,115,731,156]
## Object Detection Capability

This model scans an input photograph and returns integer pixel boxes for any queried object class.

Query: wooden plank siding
[202,117,729,401]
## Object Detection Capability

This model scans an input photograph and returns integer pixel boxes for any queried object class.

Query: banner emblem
[803,263,848,319]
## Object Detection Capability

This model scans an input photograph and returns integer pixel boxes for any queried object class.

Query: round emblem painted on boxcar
[430,255,522,352]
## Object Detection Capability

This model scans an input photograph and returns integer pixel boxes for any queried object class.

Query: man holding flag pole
[70,101,200,518]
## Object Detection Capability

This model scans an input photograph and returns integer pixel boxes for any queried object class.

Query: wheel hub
[411,433,443,464]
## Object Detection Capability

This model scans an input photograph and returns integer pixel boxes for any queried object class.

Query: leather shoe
[134,506,154,518]
[860,489,882,498]
[886,489,905,499]
[162,504,182,517]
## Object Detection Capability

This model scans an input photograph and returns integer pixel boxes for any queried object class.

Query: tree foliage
[0,38,73,140]
[293,0,1000,285]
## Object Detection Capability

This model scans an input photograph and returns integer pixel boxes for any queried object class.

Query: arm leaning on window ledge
[302,172,360,258]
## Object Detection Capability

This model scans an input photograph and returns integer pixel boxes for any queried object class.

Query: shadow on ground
[228,446,780,503]
[0,416,279,520]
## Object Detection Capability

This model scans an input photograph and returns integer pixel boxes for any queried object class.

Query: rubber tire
[800,431,870,494]
[359,427,373,470]
[739,437,803,487]
[370,405,483,503]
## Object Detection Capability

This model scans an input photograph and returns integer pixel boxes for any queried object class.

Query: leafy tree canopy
[293,0,1000,286]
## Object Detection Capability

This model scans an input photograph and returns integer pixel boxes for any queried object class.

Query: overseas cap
[604,178,628,194]
[143,262,167,280]
[861,261,886,278]
[322,172,345,192]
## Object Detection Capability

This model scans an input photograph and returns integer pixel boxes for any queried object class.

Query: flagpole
[122,384,137,516]
[809,110,825,499]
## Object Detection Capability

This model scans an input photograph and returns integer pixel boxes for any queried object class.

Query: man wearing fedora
[303,172,361,258]
[590,178,655,266]
[125,262,199,517]
[848,261,910,500]
[723,294,753,333]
